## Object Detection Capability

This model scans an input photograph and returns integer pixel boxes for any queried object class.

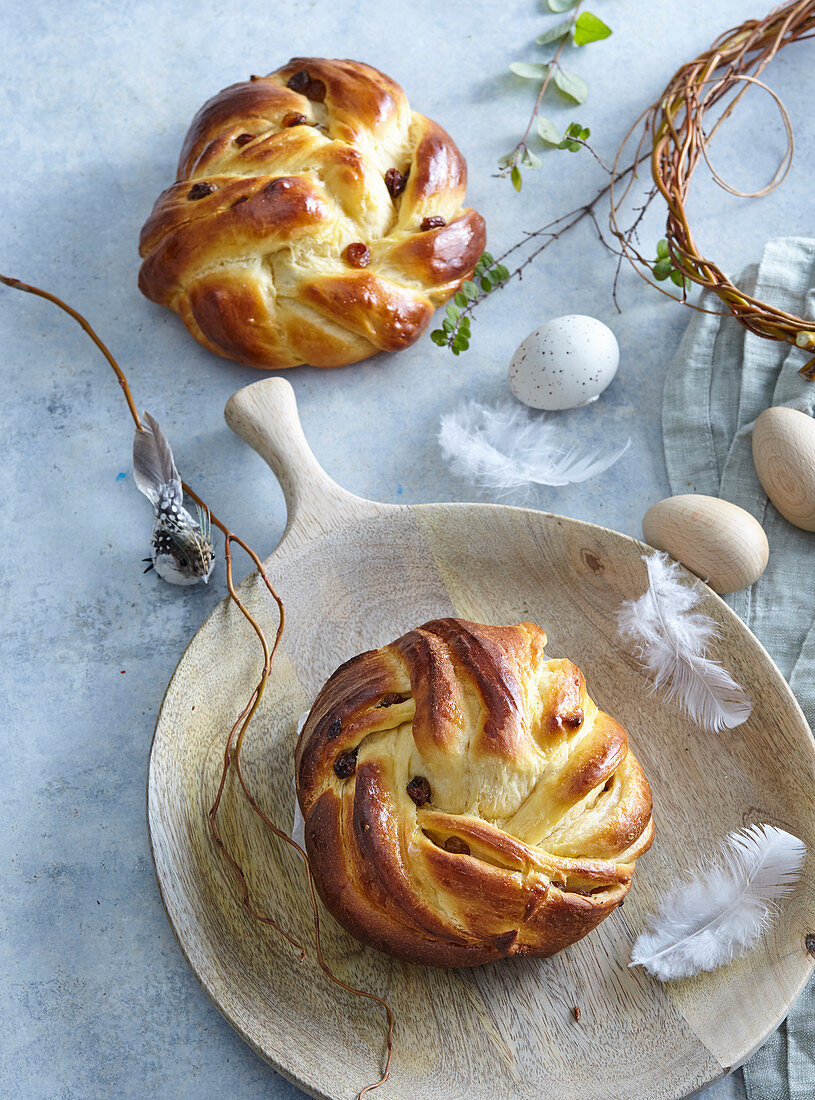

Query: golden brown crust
[138,58,486,369]
[295,618,654,968]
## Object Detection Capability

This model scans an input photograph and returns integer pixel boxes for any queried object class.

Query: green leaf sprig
[429,252,510,353]
[557,121,591,151]
[499,0,612,189]
[652,239,692,291]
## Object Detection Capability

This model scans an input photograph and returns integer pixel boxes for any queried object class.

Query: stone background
[4,1,813,1095]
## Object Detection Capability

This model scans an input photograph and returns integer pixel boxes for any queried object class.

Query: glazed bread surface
[138,58,486,369]
[296,618,654,967]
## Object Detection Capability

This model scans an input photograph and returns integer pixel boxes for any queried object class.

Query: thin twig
[572,138,613,174]
[0,274,395,1099]
[442,152,645,349]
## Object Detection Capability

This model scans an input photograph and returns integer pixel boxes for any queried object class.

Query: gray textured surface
[4,0,812,1095]
[664,239,815,1100]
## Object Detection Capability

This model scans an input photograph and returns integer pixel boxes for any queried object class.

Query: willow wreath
[610,0,815,375]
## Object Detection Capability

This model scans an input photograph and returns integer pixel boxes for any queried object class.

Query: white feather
[617,552,752,732]
[630,824,807,981]
[438,399,630,495]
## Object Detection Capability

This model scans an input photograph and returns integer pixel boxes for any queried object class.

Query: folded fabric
[664,237,815,1100]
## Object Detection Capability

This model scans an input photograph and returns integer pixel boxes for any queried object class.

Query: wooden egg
[752,406,815,531]
[643,494,769,594]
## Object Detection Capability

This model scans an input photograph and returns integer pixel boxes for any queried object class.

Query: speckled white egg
[508,315,620,410]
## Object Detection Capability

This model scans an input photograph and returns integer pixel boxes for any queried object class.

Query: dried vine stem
[0,273,393,1099]
[609,0,815,376]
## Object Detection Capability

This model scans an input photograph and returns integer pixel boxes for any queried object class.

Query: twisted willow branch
[0,274,393,1099]
[610,0,815,377]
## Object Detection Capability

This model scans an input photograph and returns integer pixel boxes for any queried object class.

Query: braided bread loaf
[296,618,653,967]
[138,58,486,369]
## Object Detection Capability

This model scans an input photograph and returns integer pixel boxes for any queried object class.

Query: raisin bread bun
[138,58,486,369]
[295,618,654,967]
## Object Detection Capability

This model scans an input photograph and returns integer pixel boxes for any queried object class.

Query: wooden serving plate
[148,377,815,1100]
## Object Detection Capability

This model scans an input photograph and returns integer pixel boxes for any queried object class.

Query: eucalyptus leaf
[573,11,612,46]
[547,0,578,11]
[553,68,588,104]
[522,148,543,169]
[656,239,670,259]
[536,116,562,145]
[511,164,523,192]
[509,61,549,80]
[536,20,571,45]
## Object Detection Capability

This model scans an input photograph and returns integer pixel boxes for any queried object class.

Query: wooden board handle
[224,378,355,538]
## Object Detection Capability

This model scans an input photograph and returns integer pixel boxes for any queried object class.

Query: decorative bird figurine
[133,413,215,585]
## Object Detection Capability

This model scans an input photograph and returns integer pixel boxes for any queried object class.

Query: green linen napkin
[663,237,815,1100]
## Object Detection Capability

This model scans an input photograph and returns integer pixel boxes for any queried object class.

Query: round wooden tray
[148,378,815,1100]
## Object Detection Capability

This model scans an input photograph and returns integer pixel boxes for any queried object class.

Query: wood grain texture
[148,378,815,1100]
[642,495,769,594]
[752,406,815,532]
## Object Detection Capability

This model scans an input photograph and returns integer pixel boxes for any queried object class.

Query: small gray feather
[133,413,182,506]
